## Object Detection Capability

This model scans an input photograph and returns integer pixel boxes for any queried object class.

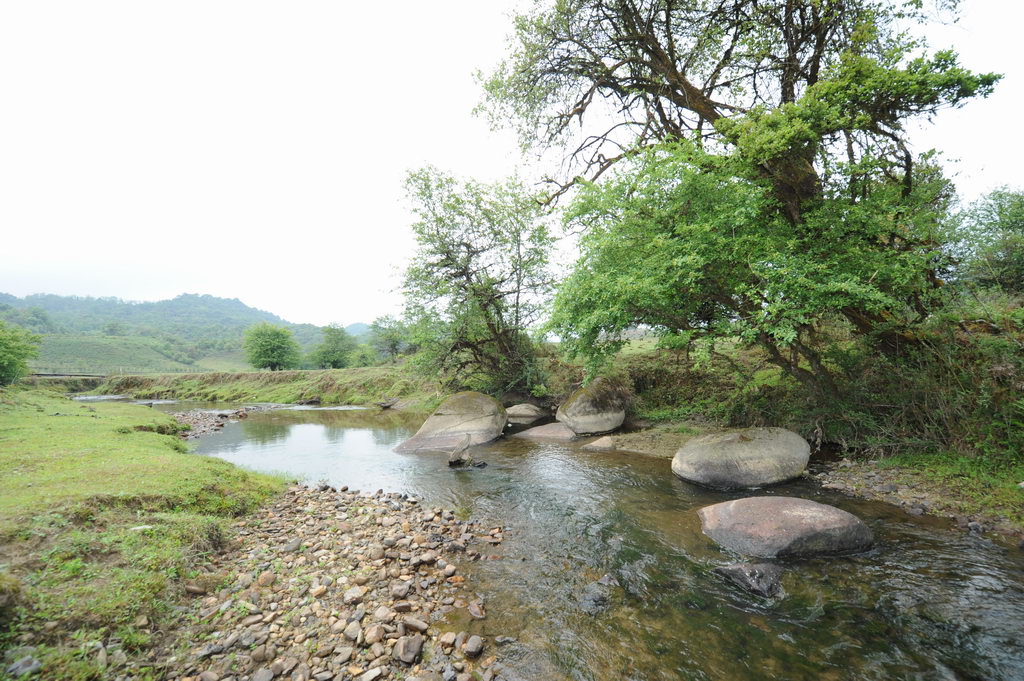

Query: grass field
[192,351,249,372]
[30,335,196,374]
[0,388,286,680]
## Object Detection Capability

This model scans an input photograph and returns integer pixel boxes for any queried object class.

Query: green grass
[876,451,1024,527]
[192,351,249,372]
[99,365,444,411]
[30,335,196,374]
[0,387,287,680]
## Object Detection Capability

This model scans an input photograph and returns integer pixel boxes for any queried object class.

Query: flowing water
[165,403,1024,681]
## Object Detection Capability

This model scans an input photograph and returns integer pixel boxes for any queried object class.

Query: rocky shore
[812,459,1023,544]
[146,485,505,681]
[173,406,276,439]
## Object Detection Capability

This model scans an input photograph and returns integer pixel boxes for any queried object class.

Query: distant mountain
[0,292,324,348]
[344,322,371,339]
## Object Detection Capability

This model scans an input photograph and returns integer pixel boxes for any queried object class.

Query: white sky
[1,0,1020,326]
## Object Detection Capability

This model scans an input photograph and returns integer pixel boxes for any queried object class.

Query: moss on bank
[97,365,443,411]
[0,387,287,680]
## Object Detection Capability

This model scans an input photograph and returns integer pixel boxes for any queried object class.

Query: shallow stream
[162,403,1024,681]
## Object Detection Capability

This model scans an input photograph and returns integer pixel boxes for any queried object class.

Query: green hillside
[30,335,198,374]
[0,292,325,348]
[1,292,372,375]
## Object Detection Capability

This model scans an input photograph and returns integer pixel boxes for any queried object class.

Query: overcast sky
[1,0,1020,326]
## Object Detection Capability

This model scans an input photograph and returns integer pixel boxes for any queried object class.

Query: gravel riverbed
[152,485,506,681]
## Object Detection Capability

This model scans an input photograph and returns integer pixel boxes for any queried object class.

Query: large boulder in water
[506,403,546,425]
[394,392,506,453]
[671,427,809,489]
[698,496,874,558]
[556,378,629,435]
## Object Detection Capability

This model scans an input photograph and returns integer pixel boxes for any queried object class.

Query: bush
[0,320,40,385]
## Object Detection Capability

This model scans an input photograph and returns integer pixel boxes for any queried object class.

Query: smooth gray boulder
[394,392,506,453]
[506,403,546,424]
[698,496,874,558]
[671,427,809,489]
[556,377,628,435]
[511,422,577,442]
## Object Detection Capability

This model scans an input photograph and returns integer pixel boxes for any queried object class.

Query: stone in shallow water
[672,427,810,490]
[511,422,577,442]
[394,392,506,453]
[556,377,629,435]
[713,563,784,598]
[506,403,546,424]
[698,496,874,558]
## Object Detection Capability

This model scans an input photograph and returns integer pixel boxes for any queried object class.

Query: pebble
[464,635,484,658]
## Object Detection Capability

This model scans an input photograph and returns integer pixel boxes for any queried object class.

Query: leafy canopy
[242,323,301,371]
[309,324,358,369]
[0,320,41,385]
[551,140,955,394]
[403,167,554,394]
[957,187,1024,293]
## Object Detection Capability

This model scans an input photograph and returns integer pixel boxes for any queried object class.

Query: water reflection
[190,407,1024,681]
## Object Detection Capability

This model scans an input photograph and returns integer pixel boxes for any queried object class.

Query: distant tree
[369,316,409,362]
[0,320,41,385]
[243,323,301,371]
[959,187,1024,293]
[103,321,128,336]
[309,324,358,369]
[403,167,553,394]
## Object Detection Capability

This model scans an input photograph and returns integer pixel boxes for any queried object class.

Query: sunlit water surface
[157,403,1024,681]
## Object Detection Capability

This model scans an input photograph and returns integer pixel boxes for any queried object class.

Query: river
[157,402,1024,681]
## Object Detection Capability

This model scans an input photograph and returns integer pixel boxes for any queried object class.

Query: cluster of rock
[669,427,874,598]
[173,407,270,440]
[397,380,632,455]
[164,486,506,681]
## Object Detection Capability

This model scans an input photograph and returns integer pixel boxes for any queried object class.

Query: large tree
[243,323,301,371]
[403,167,554,394]
[484,0,998,380]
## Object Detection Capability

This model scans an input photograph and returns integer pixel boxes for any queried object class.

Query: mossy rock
[556,377,629,435]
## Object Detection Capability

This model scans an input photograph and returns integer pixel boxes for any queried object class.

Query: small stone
[403,616,429,632]
[343,586,366,604]
[310,585,327,598]
[364,624,386,645]
[258,571,277,587]
[393,634,424,664]
[463,635,483,658]
[198,672,219,681]
[283,537,303,552]
[253,669,275,681]
[359,669,382,681]
[343,620,361,641]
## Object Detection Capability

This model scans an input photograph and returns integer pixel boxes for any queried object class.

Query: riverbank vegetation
[99,366,444,411]
[0,387,286,678]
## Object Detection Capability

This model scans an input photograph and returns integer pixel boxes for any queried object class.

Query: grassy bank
[0,388,286,680]
[98,365,444,411]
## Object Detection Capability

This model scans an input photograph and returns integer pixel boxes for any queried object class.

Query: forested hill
[0,292,325,347]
